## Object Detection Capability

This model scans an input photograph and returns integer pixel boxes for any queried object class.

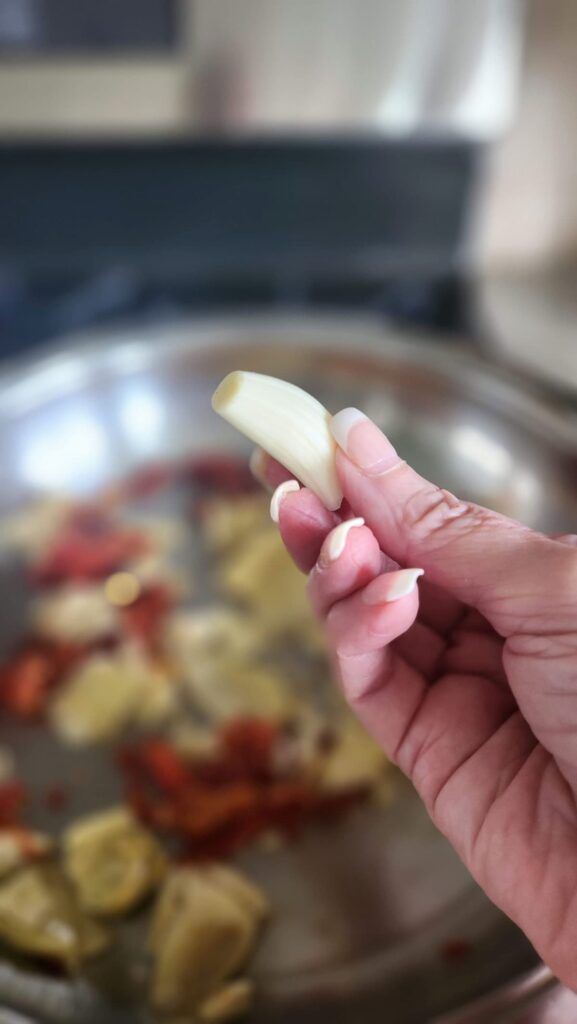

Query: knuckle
[401,484,483,548]
[554,533,577,548]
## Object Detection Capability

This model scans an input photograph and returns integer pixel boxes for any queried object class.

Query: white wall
[481,0,577,270]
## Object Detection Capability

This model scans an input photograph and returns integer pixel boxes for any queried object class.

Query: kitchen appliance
[0,1,525,359]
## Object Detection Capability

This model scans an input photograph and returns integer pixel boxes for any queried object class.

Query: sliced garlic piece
[212,372,342,511]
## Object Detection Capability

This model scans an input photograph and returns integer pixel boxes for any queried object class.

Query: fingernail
[270,479,300,523]
[249,447,271,491]
[318,518,365,568]
[331,408,402,476]
[363,568,424,604]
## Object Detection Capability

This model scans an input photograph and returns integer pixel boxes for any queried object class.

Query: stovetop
[0,267,473,359]
[0,139,476,357]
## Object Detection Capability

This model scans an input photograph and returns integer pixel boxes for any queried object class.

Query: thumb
[330,409,576,639]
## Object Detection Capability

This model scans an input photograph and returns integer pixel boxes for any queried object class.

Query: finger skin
[308,523,382,616]
[277,488,339,572]
[331,412,577,639]
[327,574,421,660]
[393,620,446,679]
[251,450,294,491]
[328,575,424,725]
[331,411,577,795]
[263,420,577,990]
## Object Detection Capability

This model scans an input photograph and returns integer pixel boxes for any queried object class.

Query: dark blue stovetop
[0,139,477,356]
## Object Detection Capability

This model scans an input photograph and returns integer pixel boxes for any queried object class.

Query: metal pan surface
[0,315,574,1024]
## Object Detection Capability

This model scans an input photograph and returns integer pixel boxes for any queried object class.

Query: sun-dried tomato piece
[65,505,112,534]
[263,781,316,837]
[119,724,369,861]
[136,740,191,795]
[120,464,176,502]
[120,586,173,648]
[183,815,265,861]
[0,640,90,720]
[0,652,52,718]
[182,454,257,496]
[32,525,147,585]
[173,783,259,839]
[0,782,26,826]
[219,718,279,780]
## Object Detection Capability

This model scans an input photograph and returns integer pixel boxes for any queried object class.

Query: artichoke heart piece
[219,527,310,627]
[198,978,254,1023]
[150,866,268,1017]
[32,585,119,645]
[50,648,175,745]
[164,607,264,667]
[163,607,298,723]
[319,718,389,793]
[64,807,167,917]
[0,863,110,970]
[183,660,298,725]
[200,493,270,554]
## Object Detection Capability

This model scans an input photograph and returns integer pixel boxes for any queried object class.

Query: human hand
[255,409,577,989]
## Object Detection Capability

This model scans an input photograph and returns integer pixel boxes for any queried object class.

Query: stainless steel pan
[0,315,575,1024]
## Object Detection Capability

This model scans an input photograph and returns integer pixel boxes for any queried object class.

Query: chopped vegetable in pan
[0,453,395,1020]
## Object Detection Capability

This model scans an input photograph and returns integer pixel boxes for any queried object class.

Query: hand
[257,408,577,990]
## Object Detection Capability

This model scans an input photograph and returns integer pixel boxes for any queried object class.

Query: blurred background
[1,5,577,1022]
[0,0,574,393]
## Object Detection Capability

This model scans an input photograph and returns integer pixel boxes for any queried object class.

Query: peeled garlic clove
[212,371,343,511]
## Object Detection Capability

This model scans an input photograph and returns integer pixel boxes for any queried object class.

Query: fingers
[328,572,423,724]
[393,620,446,679]
[308,520,382,616]
[274,484,339,572]
[417,580,463,635]
[250,449,292,492]
[331,409,577,638]
[327,570,422,659]
[440,630,507,687]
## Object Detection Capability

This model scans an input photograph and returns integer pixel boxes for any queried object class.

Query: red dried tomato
[183,815,265,861]
[0,782,26,827]
[32,524,146,584]
[120,464,176,502]
[65,506,111,533]
[120,723,368,861]
[135,740,191,795]
[120,586,173,647]
[219,718,279,780]
[0,640,89,720]
[0,652,52,718]
[181,454,257,496]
